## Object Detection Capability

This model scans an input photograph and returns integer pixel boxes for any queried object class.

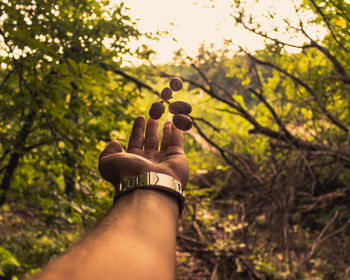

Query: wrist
[114,172,185,217]
[112,189,180,222]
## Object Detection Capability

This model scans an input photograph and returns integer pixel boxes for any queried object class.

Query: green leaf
[0,247,20,267]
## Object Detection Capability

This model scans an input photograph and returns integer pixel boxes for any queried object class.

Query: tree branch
[192,119,247,179]
[24,141,51,151]
[159,67,350,166]
[244,51,348,133]
[191,117,221,133]
[0,68,14,91]
[237,14,349,80]
[309,0,350,53]
[301,210,350,266]
[99,63,160,97]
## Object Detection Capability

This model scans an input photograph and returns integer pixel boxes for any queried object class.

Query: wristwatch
[114,172,185,216]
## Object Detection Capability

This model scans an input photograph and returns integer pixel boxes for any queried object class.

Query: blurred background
[1,0,350,279]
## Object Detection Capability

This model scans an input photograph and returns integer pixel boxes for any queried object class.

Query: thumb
[99,140,123,160]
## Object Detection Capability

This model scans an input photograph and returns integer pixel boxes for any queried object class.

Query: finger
[161,121,172,151]
[99,140,122,160]
[127,116,146,151]
[170,123,183,148]
[144,118,159,151]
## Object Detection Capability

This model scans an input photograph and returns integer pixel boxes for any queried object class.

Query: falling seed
[169,77,183,91]
[161,87,173,101]
[149,101,165,120]
[173,114,193,131]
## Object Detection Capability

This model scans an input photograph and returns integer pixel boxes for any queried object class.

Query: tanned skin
[34,116,189,280]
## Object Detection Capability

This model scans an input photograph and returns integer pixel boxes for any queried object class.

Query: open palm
[98,116,189,189]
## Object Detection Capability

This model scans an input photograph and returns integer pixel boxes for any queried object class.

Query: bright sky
[116,0,325,64]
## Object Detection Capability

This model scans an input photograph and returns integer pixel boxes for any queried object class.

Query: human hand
[98,116,189,189]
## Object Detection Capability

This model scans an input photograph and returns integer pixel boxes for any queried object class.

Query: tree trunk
[63,151,76,197]
[0,112,36,205]
[63,85,80,197]
[0,153,21,205]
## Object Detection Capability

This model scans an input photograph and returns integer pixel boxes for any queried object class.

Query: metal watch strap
[114,172,185,216]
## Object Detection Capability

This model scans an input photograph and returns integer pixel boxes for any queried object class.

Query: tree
[0,0,149,202]
[0,0,151,277]
[148,0,350,278]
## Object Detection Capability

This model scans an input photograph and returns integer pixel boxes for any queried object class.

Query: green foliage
[170,0,350,278]
[0,246,20,277]
[0,0,151,278]
[1,0,350,279]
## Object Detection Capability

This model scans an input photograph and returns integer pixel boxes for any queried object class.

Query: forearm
[34,190,179,280]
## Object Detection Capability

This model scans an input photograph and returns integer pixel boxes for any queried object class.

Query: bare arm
[34,116,189,280]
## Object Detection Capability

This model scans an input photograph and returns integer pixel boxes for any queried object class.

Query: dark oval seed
[169,77,183,91]
[169,100,192,115]
[173,114,193,131]
[149,101,165,120]
[161,87,173,101]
